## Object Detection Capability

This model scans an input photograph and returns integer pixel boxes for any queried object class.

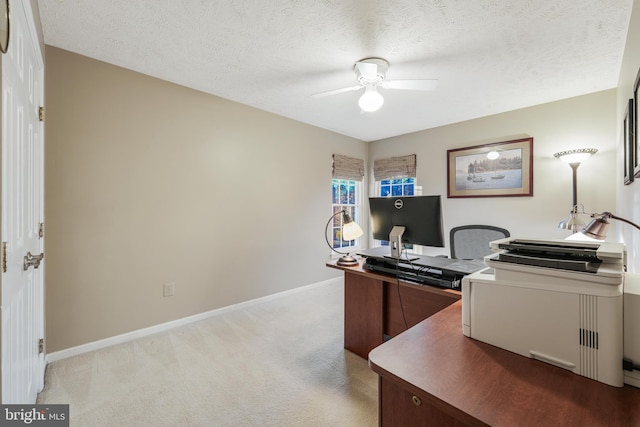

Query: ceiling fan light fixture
[358,86,384,112]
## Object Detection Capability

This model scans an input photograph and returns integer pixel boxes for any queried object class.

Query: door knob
[23,252,44,271]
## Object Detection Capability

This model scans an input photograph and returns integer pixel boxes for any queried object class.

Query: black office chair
[449,225,510,260]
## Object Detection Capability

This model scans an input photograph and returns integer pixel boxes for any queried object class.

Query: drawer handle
[412,395,422,406]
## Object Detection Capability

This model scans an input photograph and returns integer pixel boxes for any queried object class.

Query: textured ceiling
[37,0,633,142]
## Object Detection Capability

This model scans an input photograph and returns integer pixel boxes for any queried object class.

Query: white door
[1,0,45,403]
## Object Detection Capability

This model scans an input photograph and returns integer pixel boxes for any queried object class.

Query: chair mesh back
[450,226,510,260]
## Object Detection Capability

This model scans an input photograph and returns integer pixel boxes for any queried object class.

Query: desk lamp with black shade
[325,209,363,266]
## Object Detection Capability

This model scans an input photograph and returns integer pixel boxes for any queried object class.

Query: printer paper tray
[485,253,623,289]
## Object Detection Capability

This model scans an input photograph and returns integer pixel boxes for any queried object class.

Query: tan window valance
[373,154,416,180]
[332,154,365,181]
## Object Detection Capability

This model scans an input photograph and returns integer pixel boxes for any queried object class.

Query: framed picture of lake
[447,137,533,198]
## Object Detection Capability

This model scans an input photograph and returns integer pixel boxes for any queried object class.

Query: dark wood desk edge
[368,302,489,427]
[329,257,463,360]
[325,258,461,299]
[368,301,640,427]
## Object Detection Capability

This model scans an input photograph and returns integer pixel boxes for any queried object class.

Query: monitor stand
[389,226,405,259]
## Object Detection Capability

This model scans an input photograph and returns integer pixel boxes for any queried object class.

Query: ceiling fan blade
[311,85,362,98]
[355,61,378,80]
[382,79,439,91]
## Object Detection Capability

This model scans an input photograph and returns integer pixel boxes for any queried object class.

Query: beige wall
[46,8,633,351]
[370,90,618,256]
[617,0,640,273]
[45,46,620,352]
[44,47,367,352]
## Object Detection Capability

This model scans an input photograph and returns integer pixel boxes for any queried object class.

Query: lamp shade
[342,217,364,241]
[580,211,640,240]
[558,211,586,231]
[358,86,384,112]
[581,214,610,240]
[553,148,598,165]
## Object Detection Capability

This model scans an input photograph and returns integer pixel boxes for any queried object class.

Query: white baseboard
[46,277,342,363]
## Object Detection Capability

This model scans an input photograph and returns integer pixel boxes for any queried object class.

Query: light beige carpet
[36,280,378,426]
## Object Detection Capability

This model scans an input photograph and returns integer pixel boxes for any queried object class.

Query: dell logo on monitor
[394,199,404,209]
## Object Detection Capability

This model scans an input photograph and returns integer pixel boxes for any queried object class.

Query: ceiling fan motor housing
[355,58,389,86]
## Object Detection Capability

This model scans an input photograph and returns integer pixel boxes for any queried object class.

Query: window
[379,177,415,197]
[375,177,416,248]
[331,178,361,249]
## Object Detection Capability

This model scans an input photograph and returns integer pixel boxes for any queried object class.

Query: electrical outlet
[163,282,175,297]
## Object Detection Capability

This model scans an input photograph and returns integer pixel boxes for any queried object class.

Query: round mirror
[0,0,9,54]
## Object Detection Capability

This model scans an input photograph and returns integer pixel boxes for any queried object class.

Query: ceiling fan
[312,58,438,112]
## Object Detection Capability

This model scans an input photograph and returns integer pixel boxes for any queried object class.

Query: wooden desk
[369,301,640,427]
[327,258,460,359]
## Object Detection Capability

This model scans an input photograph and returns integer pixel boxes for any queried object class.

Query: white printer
[462,237,640,387]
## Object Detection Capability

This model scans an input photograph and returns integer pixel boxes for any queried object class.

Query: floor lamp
[554,148,598,233]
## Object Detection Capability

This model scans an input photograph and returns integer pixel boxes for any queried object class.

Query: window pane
[391,185,402,196]
[381,186,390,197]
[404,184,414,195]
[340,183,348,204]
[331,178,360,250]
[332,228,340,248]
[348,206,356,222]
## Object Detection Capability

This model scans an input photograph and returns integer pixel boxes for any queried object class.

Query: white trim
[46,277,343,363]
[19,0,44,69]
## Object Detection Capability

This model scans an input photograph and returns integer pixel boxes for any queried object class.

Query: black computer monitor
[369,195,444,258]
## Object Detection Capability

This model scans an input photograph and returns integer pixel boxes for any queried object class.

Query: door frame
[0,0,46,403]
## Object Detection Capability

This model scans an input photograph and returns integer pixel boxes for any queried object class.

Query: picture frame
[447,137,533,198]
[634,68,640,178]
[624,98,634,185]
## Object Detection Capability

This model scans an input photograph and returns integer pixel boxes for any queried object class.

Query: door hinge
[38,222,44,239]
[38,338,45,354]
[38,106,44,122]
[1,242,6,273]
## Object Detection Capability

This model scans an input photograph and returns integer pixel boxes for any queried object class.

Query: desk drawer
[379,377,471,427]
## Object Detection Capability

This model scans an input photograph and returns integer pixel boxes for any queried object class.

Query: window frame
[330,178,363,252]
